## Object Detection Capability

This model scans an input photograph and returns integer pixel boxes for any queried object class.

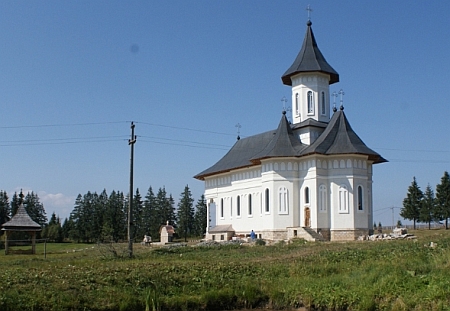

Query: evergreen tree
[23,191,47,226]
[436,171,450,229]
[10,190,24,216]
[193,194,207,237]
[42,212,63,242]
[420,184,435,229]
[144,187,159,241]
[141,187,156,238]
[177,185,194,242]
[132,189,144,241]
[400,177,423,230]
[0,191,11,226]
[102,190,126,242]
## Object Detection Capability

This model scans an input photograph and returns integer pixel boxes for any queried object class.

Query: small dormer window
[321,91,326,115]
[295,93,299,115]
[307,91,314,114]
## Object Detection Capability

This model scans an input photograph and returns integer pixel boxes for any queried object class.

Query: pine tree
[132,188,144,241]
[420,184,435,229]
[0,191,11,226]
[400,177,423,230]
[177,185,194,242]
[102,190,126,242]
[10,190,24,216]
[436,171,450,229]
[23,191,47,226]
[194,194,207,237]
[142,186,155,239]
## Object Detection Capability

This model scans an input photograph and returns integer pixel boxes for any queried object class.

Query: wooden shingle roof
[1,204,41,231]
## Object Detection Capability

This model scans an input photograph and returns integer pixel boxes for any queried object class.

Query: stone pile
[358,228,417,241]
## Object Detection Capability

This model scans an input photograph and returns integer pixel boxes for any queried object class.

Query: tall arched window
[295,93,299,115]
[358,186,364,211]
[304,187,310,204]
[321,91,326,115]
[230,197,233,217]
[265,188,270,213]
[237,195,241,216]
[307,91,313,114]
[248,194,252,216]
[220,198,224,218]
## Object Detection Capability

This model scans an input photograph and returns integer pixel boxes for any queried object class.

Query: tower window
[307,91,314,114]
[220,198,224,218]
[358,186,364,211]
[321,91,326,115]
[265,188,270,213]
[304,187,310,204]
[248,194,252,216]
[237,195,241,216]
[295,93,299,115]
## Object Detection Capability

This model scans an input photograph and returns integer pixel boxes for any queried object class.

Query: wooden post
[4,231,9,255]
[31,232,36,254]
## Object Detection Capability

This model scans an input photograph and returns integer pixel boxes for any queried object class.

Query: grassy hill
[0,229,449,311]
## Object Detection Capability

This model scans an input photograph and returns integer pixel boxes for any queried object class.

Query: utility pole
[128,122,137,258]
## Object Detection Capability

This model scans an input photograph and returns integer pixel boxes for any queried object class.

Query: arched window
[319,185,327,212]
[248,194,252,216]
[307,91,313,114]
[304,187,310,205]
[237,195,241,216]
[295,93,299,115]
[230,197,233,217]
[358,186,364,211]
[339,185,348,213]
[265,188,270,213]
[278,186,289,214]
[321,91,326,115]
[220,198,224,218]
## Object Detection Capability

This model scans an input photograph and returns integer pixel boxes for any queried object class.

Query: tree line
[401,171,450,229]
[0,185,207,243]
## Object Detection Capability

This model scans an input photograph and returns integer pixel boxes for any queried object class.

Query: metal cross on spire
[235,123,241,140]
[338,89,345,110]
[306,4,313,21]
[332,91,338,112]
[281,96,288,112]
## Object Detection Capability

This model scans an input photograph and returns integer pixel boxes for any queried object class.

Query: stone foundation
[330,229,369,241]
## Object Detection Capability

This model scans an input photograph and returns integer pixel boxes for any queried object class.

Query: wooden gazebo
[1,204,42,254]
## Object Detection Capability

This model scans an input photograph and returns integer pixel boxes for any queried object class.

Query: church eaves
[281,21,339,86]
[300,108,387,164]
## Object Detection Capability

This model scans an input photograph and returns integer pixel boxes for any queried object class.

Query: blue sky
[1,1,449,227]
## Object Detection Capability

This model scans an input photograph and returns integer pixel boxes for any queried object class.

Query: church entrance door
[304,207,311,227]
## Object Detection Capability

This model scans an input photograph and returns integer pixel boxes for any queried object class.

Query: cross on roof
[281,96,288,112]
[339,89,345,110]
[235,123,241,140]
[306,4,313,21]
[332,91,338,112]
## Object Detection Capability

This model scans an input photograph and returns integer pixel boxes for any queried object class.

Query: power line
[0,121,129,129]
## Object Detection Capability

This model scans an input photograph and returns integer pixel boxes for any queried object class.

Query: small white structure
[195,18,387,242]
[160,221,175,244]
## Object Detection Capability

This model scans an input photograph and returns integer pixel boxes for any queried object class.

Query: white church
[194,18,387,241]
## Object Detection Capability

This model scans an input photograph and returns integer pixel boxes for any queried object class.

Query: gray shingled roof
[281,21,339,86]
[250,111,305,162]
[194,110,387,180]
[1,204,42,231]
[301,108,387,164]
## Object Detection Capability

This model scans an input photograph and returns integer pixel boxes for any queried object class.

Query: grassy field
[0,229,449,311]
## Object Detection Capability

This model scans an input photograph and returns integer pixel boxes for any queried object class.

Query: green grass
[0,229,449,310]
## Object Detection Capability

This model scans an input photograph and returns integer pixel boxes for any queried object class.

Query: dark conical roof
[250,111,305,162]
[282,21,339,86]
[300,109,387,163]
[1,204,42,231]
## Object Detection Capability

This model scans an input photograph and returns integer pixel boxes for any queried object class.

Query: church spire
[281,19,339,86]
